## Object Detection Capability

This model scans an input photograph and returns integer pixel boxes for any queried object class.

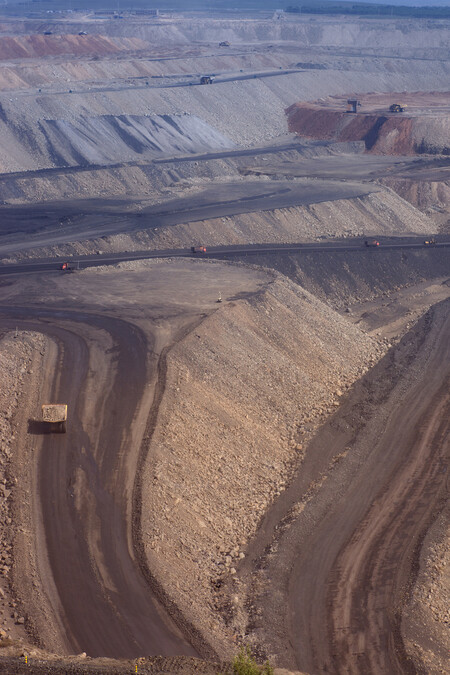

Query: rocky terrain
[143,274,387,657]
[402,506,450,675]
[0,331,46,644]
[0,7,448,675]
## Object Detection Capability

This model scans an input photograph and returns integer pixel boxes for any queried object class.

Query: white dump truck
[42,404,67,433]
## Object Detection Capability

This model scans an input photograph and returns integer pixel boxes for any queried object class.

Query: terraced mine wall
[12,190,435,262]
[12,16,449,51]
[286,103,450,155]
[226,247,450,308]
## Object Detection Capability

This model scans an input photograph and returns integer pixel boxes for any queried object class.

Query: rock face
[286,93,450,155]
[142,274,386,657]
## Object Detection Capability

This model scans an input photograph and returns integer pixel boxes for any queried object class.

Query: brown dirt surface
[235,299,449,673]
[0,35,148,59]
[377,176,450,229]
[0,259,272,660]
[286,92,450,155]
[142,273,387,658]
[401,506,450,674]
[0,330,47,648]
[0,10,448,674]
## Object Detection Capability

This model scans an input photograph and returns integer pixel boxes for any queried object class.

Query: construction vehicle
[347,99,361,113]
[200,75,214,85]
[42,404,67,433]
[191,246,207,254]
[365,239,380,247]
[424,238,436,246]
[389,103,407,113]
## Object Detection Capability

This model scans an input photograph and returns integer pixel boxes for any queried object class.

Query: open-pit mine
[0,6,448,675]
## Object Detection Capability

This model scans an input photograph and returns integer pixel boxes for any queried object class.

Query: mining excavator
[347,99,361,113]
[389,103,407,113]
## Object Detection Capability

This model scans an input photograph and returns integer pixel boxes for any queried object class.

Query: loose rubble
[0,331,46,645]
[142,274,388,657]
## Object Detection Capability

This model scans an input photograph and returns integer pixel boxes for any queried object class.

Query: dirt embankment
[16,189,434,263]
[286,94,450,155]
[229,247,450,310]
[378,176,450,229]
[142,274,387,658]
[0,113,235,174]
[0,330,47,646]
[31,15,450,52]
[0,35,148,60]
[402,505,450,674]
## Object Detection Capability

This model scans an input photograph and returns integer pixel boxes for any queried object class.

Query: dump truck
[191,246,207,254]
[42,404,67,433]
[200,75,214,85]
[365,239,380,247]
[389,103,407,113]
[424,238,436,246]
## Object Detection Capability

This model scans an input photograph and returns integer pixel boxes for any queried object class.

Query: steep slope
[0,113,235,171]
[0,34,148,59]
[286,93,450,155]
[142,273,386,658]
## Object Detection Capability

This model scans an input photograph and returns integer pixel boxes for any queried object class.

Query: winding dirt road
[0,260,267,660]
[241,299,449,674]
[0,308,199,658]
[290,303,449,674]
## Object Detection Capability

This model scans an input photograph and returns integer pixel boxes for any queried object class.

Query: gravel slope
[142,273,387,658]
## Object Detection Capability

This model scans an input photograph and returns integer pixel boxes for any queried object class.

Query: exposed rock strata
[287,94,450,155]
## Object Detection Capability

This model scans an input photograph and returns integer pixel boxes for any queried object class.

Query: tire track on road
[0,307,198,658]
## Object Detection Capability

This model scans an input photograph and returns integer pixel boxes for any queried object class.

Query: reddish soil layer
[286,92,450,155]
[0,35,147,59]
